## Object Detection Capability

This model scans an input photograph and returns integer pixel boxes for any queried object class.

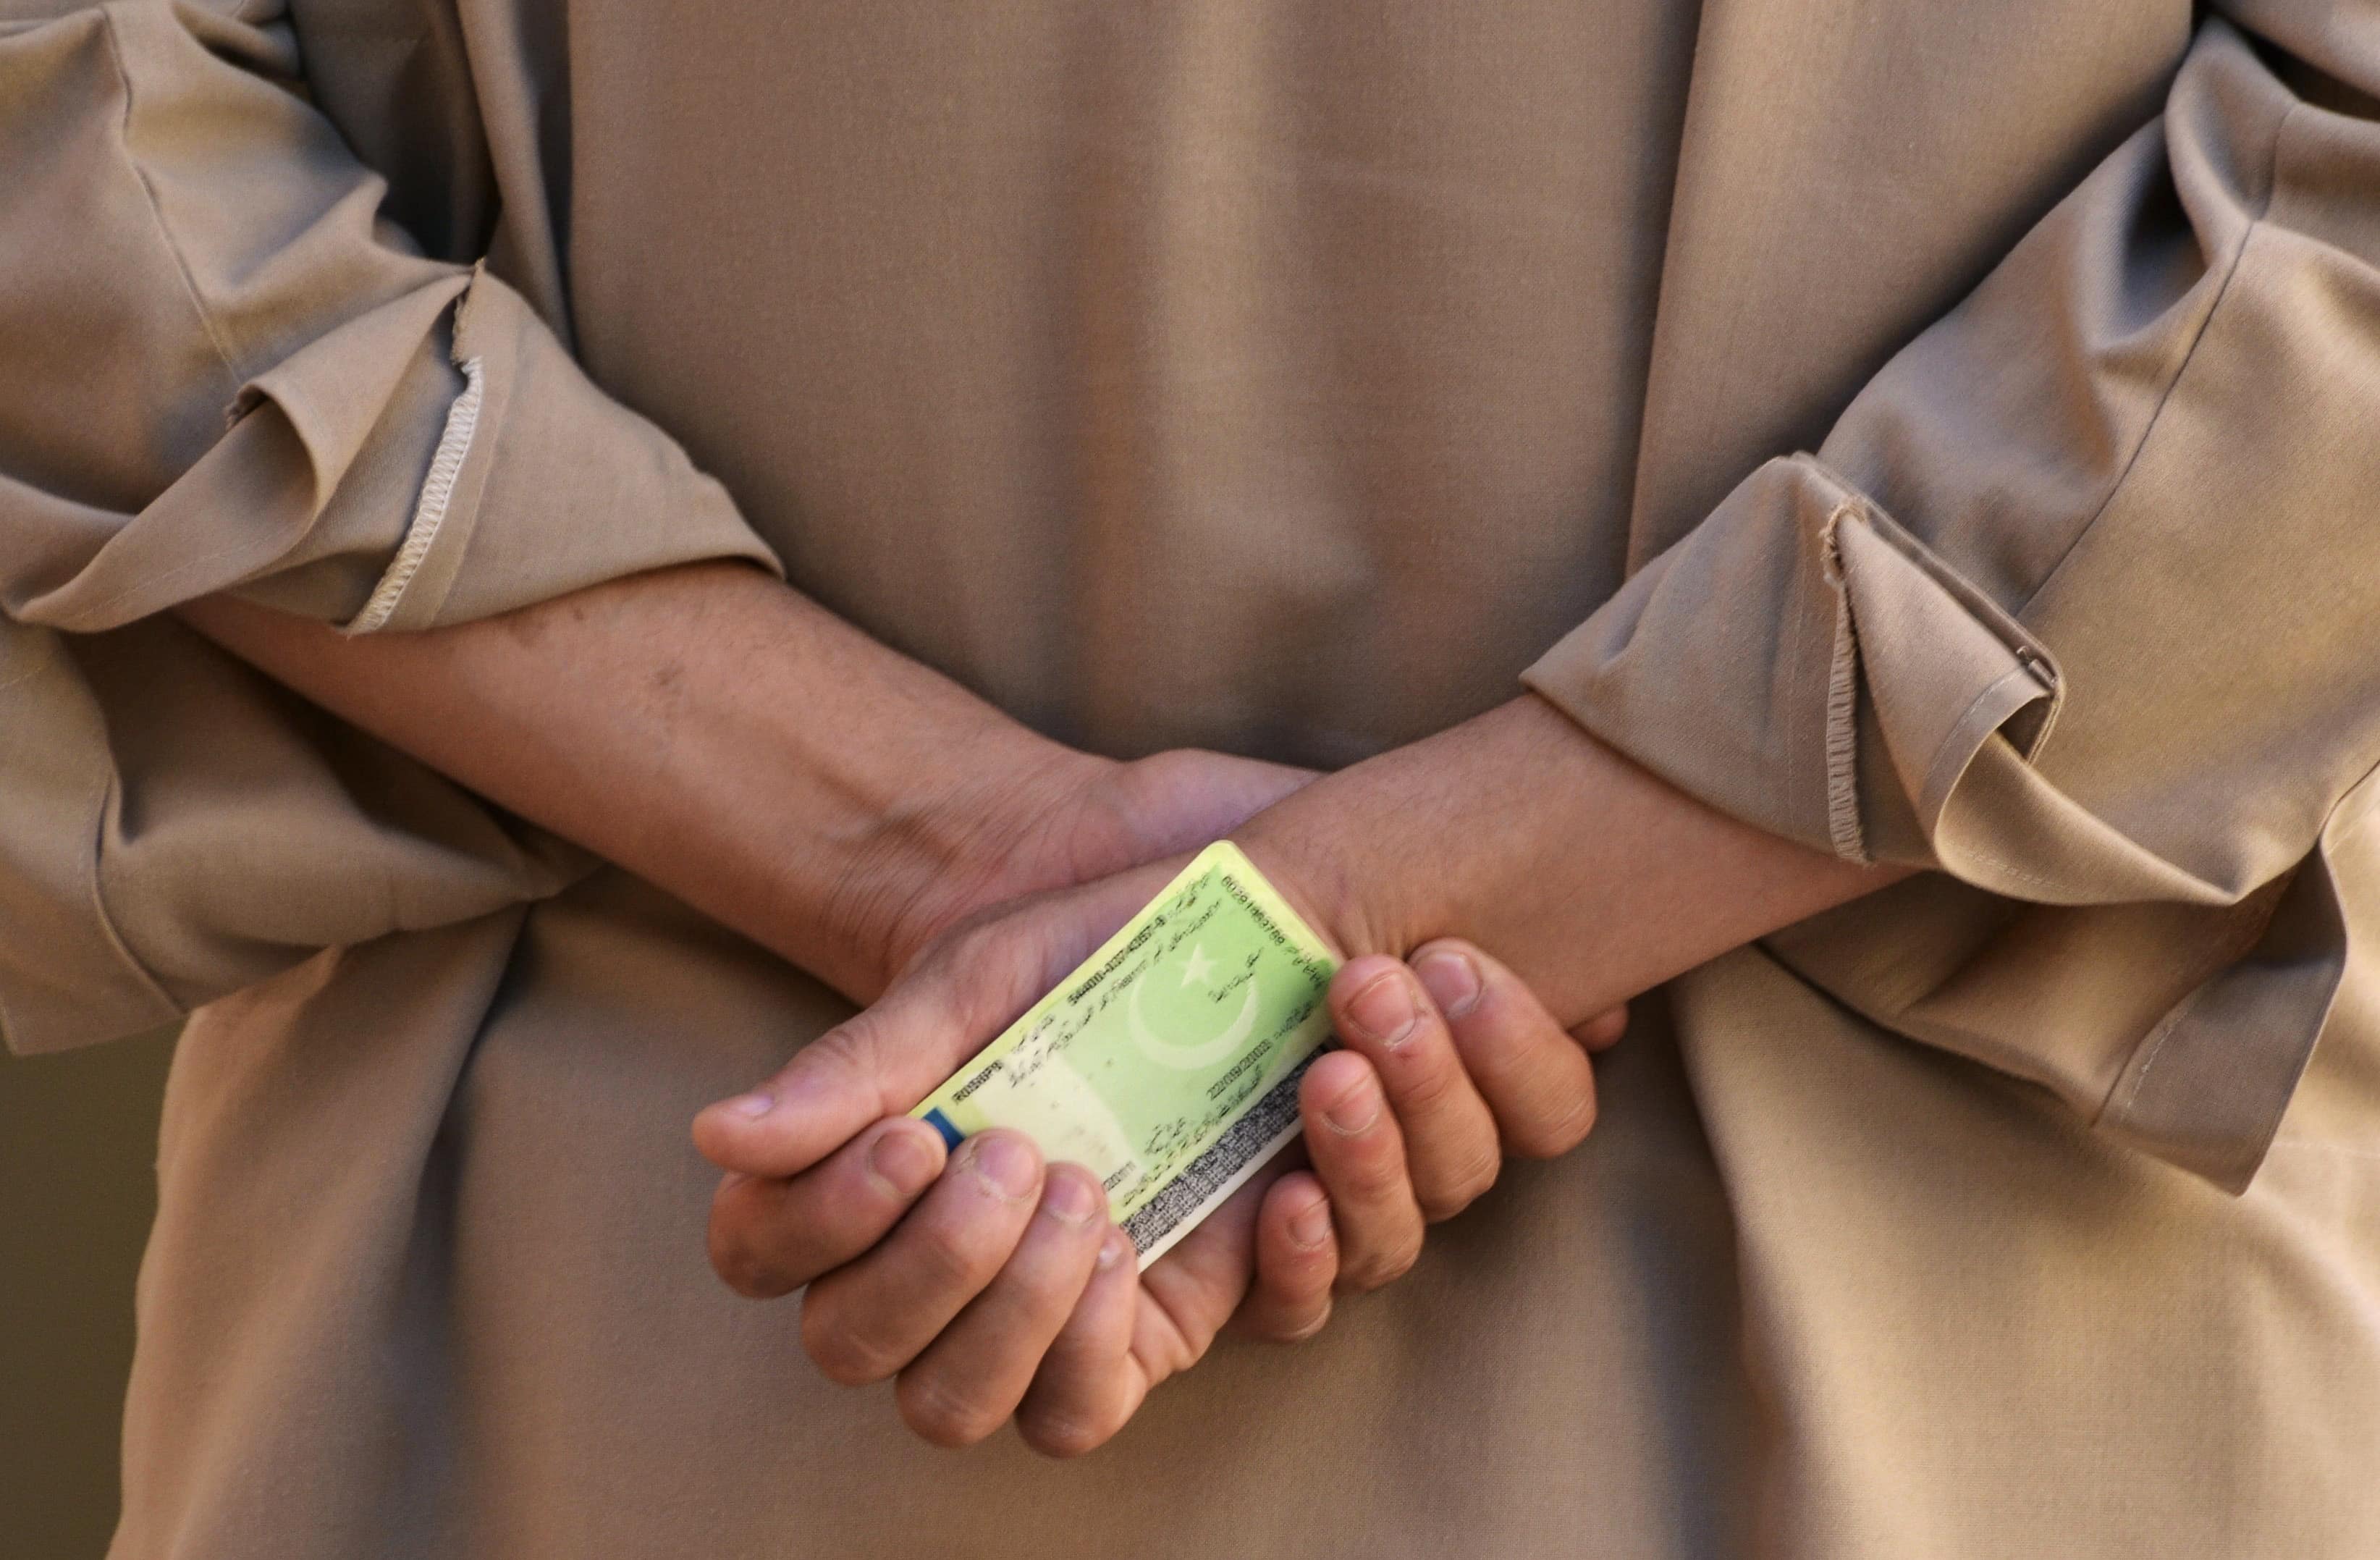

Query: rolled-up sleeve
[0,1,779,1053]
[1524,12,2380,1189]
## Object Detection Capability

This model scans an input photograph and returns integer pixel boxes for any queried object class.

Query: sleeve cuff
[328,265,782,634]
[1524,452,2342,1192]
[10,265,782,638]
[1524,452,2060,876]
[0,266,782,1055]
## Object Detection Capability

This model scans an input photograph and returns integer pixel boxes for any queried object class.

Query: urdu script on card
[912,843,1340,1266]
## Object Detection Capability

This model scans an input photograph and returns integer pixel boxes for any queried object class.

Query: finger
[693,868,1168,1178]
[706,1116,948,1298]
[1016,1228,1144,1457]
[1574,1003,1629,1053]
[894,1164,1112,1447]
[798,1129,1045,1385]
[690,986,984,1182]
[1298,1051,1425,1292]
[1234,1168,1336,1342]
[1411,940,1600,1159]
[1330,956,1501,1221]
[1128,1158,1286,1385]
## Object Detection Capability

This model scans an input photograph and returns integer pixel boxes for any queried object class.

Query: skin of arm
[1232,695,1907,1025]
[177,561,1311,1002]
[696,691,1910,1453]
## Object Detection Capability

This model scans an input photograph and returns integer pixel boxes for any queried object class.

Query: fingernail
[1414,949,1483,1019]
[966,1133,1040,1200]
[722,1092,775,1119]
[1346,971,1420,1047]
[1042,1170,1102,1227]
[867,1126,941,1197]
[1322,1077,1380,1135]
[1097,1231,1131,1270]
[1289,1196,1332,1251]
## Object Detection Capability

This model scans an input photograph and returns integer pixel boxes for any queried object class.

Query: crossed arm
[182,559,1899,1452]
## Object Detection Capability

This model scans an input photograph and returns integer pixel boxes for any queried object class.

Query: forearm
[179,563,1095,998]
[1235,696,1908,1024]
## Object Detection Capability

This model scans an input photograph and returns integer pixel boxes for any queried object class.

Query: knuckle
[801,1336,885,1388]
[1388,1054,1462,1113]
[1514,1090,1598,1159]
[1417,1152,1499,1223]
[1335,1136,1409,1199]
[938,921,1057,1030]
[1303,1069,1389,1150]
[959,913,1038,977]
[706,1210,794,1301]
[1251,1300,1333,1344]
[1301,1050,1370,1108]
[799,1295,900,1386]
[897,1369,1005,1449]
[910,1213,1003,1296]
[798,1023,881,1097]
[1341,1237,1422,1294]
[1331,955,1407,1011]
[712,1244,791,1302]
[1276,1310,1333,1344]
[1458,1021,1532,1079]
[1017,1404,1113,1459]
[1344,1161,1409,1207]
[1006,1249,1089,1317]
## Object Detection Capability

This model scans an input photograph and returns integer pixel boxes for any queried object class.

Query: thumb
[691,864,1171,1178]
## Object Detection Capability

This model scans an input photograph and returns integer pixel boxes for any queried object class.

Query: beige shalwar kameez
[4,0,2379,1553]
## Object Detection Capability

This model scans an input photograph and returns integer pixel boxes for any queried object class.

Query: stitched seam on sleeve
[2111,998,2195,1119]
[2012,101,2295,620]
[1818,502,1870,863]
[1917,670,2048,819]
[344,354,485,634]
[98,7,245,392]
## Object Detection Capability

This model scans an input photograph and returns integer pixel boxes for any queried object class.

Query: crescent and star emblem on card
[1128,942,1259,1069]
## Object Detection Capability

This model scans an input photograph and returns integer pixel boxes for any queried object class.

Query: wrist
[814,736,1118,990]
[1233,699,1606,953]
[180,564,1135,998]
[841,743,1325,989]
[1232,695,1906,1025]
[1227,741,1480,967]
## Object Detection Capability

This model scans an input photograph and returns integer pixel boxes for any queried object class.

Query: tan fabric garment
[3,0,2377,1553]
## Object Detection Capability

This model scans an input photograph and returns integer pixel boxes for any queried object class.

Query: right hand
[693,860,1624,1453]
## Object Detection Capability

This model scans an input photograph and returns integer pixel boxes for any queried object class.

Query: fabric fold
[1527,446,2358,1192]
[1528,19,2380,1189]
[0,1,777,1054]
